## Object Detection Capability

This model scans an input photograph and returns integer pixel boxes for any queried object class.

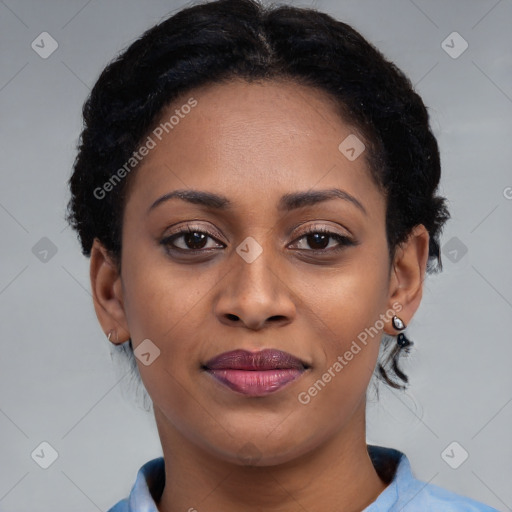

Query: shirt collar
[127,456,165,512]
[125,444,407,511]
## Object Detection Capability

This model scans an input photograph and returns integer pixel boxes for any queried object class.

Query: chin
[202,426,319,468]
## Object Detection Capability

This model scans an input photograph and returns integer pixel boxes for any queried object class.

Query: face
[92,79,423,466]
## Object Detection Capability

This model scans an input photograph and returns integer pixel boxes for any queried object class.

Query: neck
[155,401,388,512]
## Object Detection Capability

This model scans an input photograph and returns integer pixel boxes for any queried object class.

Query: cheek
[294,255,389,403]
[298,252,389,342]
[121,244,214,341]
[120,263,208,421]
[119,266,200,400]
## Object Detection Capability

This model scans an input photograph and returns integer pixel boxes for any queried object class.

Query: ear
[384,224,430,335]
[89,238,130,345]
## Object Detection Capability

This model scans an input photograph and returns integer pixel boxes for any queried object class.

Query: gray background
[0,0,511,510]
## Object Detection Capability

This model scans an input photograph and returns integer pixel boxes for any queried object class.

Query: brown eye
[180,231,207,250]
[305,232,330,250]
[161,227,224,252]
[290,228,356,253]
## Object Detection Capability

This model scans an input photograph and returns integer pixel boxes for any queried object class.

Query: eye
[161,226,225,252]
[161,224,356,255]
[289,227,356,252]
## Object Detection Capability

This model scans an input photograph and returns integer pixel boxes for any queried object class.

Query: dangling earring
[391,316,411,347]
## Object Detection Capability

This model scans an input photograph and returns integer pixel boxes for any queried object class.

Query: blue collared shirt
[107,445,499,511]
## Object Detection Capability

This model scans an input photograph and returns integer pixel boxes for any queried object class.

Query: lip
[203,349,309,396]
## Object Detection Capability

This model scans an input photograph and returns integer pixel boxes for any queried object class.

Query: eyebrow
[147,188,367,216]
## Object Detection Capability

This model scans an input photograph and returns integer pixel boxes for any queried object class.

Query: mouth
[202,349,310,397]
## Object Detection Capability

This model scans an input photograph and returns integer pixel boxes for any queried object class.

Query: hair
[66,0,450,397]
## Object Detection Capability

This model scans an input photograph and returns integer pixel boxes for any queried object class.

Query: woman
[66,0,499,510]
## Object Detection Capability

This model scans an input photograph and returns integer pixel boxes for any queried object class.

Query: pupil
[308,233,329,249]
[186,232,207,249]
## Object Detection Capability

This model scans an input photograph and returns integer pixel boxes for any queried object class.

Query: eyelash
[160,225,356,255]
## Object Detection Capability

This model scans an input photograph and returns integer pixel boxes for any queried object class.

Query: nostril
[226,314,239,321]
[267,315,286,323]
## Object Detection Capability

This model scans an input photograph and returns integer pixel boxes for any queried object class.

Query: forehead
[124,79,384,220]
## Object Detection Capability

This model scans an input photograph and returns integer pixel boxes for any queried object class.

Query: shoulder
[106,498,129,512]
[396,477,499,511]
[366,445,499,512]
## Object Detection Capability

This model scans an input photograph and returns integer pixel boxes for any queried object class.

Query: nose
[213,245,296,331]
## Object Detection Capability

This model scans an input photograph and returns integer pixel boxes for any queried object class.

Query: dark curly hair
[66,0,450,393]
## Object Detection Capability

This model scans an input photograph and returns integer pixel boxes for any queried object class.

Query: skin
[90,78,429,512]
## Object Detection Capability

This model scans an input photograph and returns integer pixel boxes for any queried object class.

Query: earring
[106,330,118,343]
[391,315,406,330]
[391,316,411,348]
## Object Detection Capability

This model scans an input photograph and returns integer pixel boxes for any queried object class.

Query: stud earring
[106,330,118,343]
[391,316,411,348]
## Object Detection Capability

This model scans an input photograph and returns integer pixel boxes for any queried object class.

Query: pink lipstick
[203,349,308,396]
